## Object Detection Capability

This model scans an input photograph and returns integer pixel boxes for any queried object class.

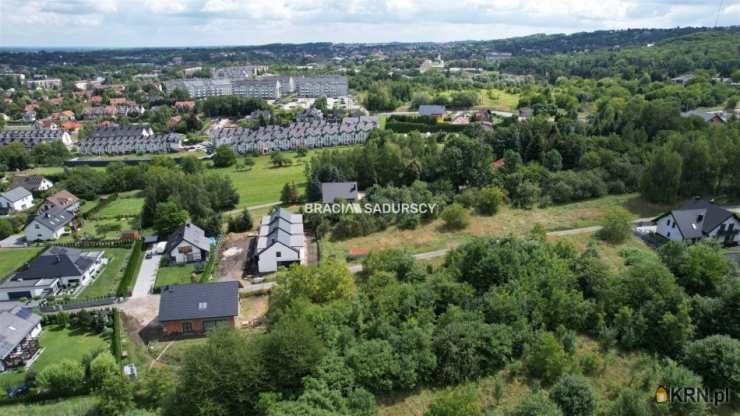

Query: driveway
[0,233,27,248]
[131,253,161,298]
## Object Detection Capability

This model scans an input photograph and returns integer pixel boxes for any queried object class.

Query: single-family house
[25,206,75,242]
[7,246,104,289]
[41,190,81,213]
[255,208,305,273]
[164,223,211,264]
[158,281,240,336]
[0,187,34,214]
[418,105,446,119]
[680,110,728,124]
[321,182,360,203]
[9,175,54,193]
[653,197,740,246]
[0,306,42,372]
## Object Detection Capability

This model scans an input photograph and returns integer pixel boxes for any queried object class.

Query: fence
[116,239,144,296]
[39,296,117,313]
[48,239,134,249]
[201,235,224,282]
[82,193,119,219]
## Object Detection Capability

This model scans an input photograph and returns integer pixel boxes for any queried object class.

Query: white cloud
[1,0,738,47]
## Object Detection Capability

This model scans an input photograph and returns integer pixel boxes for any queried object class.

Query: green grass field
[76,248,132,300]
[477,88,520,111]
[0,396,99,416]
[95,197,145,218]
[0,325,109,395]
[210,150,315,208]
[74,217,139,240]
[0,248,43,282]
[155,264,198,289]
[323,193,668,262]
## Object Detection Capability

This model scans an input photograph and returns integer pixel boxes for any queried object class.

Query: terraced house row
[210,116,378,154]
[0,129,72,148]
[78,124,184,155]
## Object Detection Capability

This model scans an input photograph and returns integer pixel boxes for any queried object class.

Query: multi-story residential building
[164,79,232,98]
[210,116,378,154]
[212,65,268,78]
[26,78,62,89]
[0,129,72,148]
[232,79,281,99]
[294,75,348,97]
[164,75,347,99]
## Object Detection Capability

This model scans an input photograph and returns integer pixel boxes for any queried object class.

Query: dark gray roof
[30,206,74,231]
[0,306,41,360]
[9,175,49,192]
[321,182,358,203]
[14,247,98,280]
[158,281,239,321]
[418,105,445,116]
[1,186,32,203]
[89,124,152,138]
[680,111,727,123]
[658,198,736,239]
[165,222,210,255]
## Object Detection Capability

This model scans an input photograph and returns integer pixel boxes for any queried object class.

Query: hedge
[111,308,122,362]
[385,120,468,133]
[115,239,143,297]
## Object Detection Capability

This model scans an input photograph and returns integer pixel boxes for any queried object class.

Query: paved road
[0,233,27,248]
[131,253,161,298]
[224,201,282,216]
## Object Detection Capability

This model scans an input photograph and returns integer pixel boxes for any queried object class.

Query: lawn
[155,263,199,289]
[95,197,145,218]
[0,248,43,282]
[322,193,669,262]
[211,148,343,208]
[548,232,658,272]
[0,325,109,395]
[76,248,132,300]
[74,217,139,240]
[477,88,520,112]
[0,396,99,415]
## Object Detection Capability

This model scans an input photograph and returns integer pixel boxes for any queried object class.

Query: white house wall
[655,214,684,241]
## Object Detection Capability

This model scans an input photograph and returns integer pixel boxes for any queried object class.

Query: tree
[659,242,730,296]
[261,315,327,393]
[507,392,563,416]
[682,335,740,401]
[270,261,356,313]
[227,208,253,233]
[0,142,31,170]
[89,351,119,390]
[281,181,301,204]
[656,360,706,416]
[441,203,469,230]
[425,384,482,416]
[606,388,650,416]
[271,152,292,167]
[476,187,504,215]
[597,207,632,244]
[134,367,176,410]
[0,219,14,240]
[545,149,563,171]
[97,375,134,416]
[165,328,268,416]
[37,359,85,396]
[525,331,567,385]
[347,339,401,393]
[153,199,189,236]
[550,375,597,416]
[212,145,236,168]
[640,147,682,203]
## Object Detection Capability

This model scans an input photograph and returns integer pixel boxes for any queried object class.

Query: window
[276,251,282,258]
[667,232,671,238]
[198,302,207,310]
[672,223,676,229]
[182,322,192,333]
[666,219,671,226]
[697,215,704,222]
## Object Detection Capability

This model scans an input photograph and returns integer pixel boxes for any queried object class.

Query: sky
[0,0,738,48]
